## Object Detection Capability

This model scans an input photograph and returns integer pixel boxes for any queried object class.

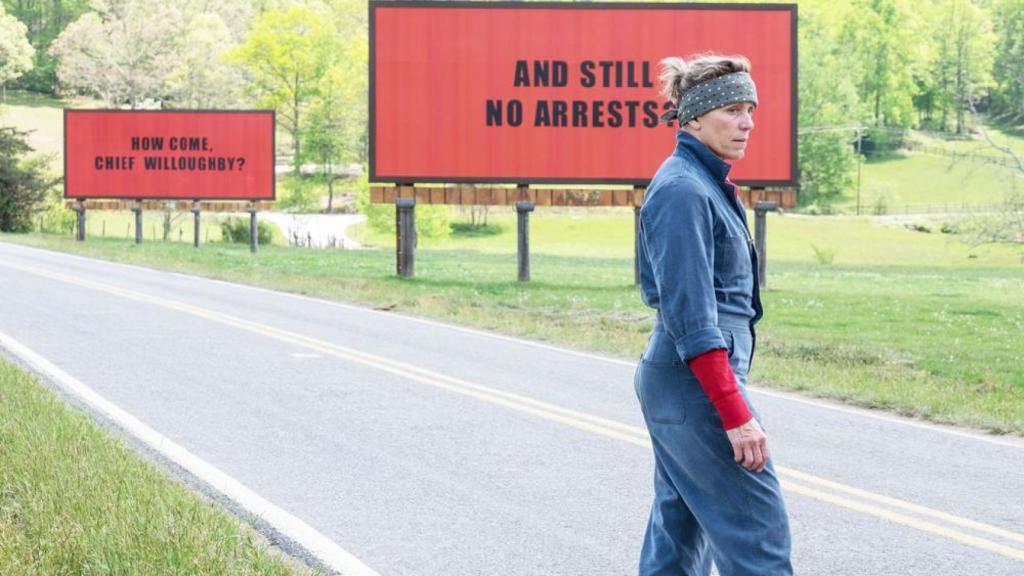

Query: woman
[634,54,793,576]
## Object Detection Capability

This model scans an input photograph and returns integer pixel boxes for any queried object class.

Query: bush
[861,127,906,157]
[940,221,960,234]
[219,217,273,245]
[354,172,451,242]
[799,203,836,216]
[0,127,60,232]
[276,175,319,212]
[798,131,856,208]
[872,195,889,216]
[36,191,76,233]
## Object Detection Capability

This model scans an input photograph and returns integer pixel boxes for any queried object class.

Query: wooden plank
[565,190,582,206]
[361,184,702,208]
[66,200,272,212]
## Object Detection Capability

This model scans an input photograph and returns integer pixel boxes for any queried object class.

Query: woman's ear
[686,118,701,131]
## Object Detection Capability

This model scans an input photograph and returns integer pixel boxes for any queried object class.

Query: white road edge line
[0,330,380,576]
[3,241,1022,449]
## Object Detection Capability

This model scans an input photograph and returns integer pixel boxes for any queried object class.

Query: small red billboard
[370,1,796,187]
[64,110,275,200]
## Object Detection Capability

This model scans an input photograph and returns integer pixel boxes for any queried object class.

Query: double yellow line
[4,259,1023,562]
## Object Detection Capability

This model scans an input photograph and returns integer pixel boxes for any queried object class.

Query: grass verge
[2,231,1021,435]
[0,358,314,575]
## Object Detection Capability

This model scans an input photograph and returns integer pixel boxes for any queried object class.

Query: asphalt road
[1,241,1022,576]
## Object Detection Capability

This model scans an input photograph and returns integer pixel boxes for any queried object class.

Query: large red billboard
[371,1,796,187]
[64,110,275,200]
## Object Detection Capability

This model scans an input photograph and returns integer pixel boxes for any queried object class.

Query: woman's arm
[641,178,761,458]
[639,177,726,360]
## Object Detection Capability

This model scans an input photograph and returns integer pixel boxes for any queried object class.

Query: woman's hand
[726,418,768,472]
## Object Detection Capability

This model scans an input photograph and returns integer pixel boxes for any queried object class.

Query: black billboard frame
[369,0,798,188]
[63,108,277,202]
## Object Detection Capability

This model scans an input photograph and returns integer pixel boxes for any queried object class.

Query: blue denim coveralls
[634,131,793,576]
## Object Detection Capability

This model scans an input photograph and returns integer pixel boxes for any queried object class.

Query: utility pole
[856,127,863,216]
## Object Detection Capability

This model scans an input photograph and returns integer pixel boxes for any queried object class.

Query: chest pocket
[713,228,750,285]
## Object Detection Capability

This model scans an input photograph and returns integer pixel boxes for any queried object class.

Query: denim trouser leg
[640,457,713,575]
[635,322,793,576]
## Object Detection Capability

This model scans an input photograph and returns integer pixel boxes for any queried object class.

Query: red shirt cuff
[687,348,753,429]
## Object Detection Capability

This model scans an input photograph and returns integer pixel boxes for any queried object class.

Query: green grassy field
[0,359,313,575]
[839,127,1024,213]
[1,90,96,162]
[354,209,1021,267]
[4,217,1021,434]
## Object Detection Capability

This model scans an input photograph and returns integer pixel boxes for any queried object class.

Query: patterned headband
[659,71,758,125]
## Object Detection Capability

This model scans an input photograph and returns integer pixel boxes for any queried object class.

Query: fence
[904,142,1023,171]
[867,201,1005,216]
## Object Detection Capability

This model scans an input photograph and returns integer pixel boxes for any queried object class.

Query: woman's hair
[659,54,752,106]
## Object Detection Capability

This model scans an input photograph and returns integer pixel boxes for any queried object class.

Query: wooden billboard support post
[754,200,778,288]
[191,202,201,248]
[367,184,795,282]
[247,201,258,253]
[65,200,276,246]
[396,198,416,278]
[515,201,534,282]
[72,201,86,241]
[132,201,143,244]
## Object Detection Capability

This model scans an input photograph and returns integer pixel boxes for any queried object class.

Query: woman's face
[687,101,756,161]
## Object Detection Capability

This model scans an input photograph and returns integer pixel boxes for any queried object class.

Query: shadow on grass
[450,222,505,237]
[862,150,910,164]
[1000,124,1024,140]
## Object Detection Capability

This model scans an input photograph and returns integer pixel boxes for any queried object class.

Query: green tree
[328,0,368,164]
[991,0,1024,122]
[840,0,921,127]
[303,13,368,211]
[49,1,184,108]
[795,0,860,207]
[0,125,59,232]
[0,4,34,100]
[929,0,996,134]
[180,0,254,41]
[1,0,89,93]
[228,6,338,174]
[164,13,246,109]
[305,67,349,213]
